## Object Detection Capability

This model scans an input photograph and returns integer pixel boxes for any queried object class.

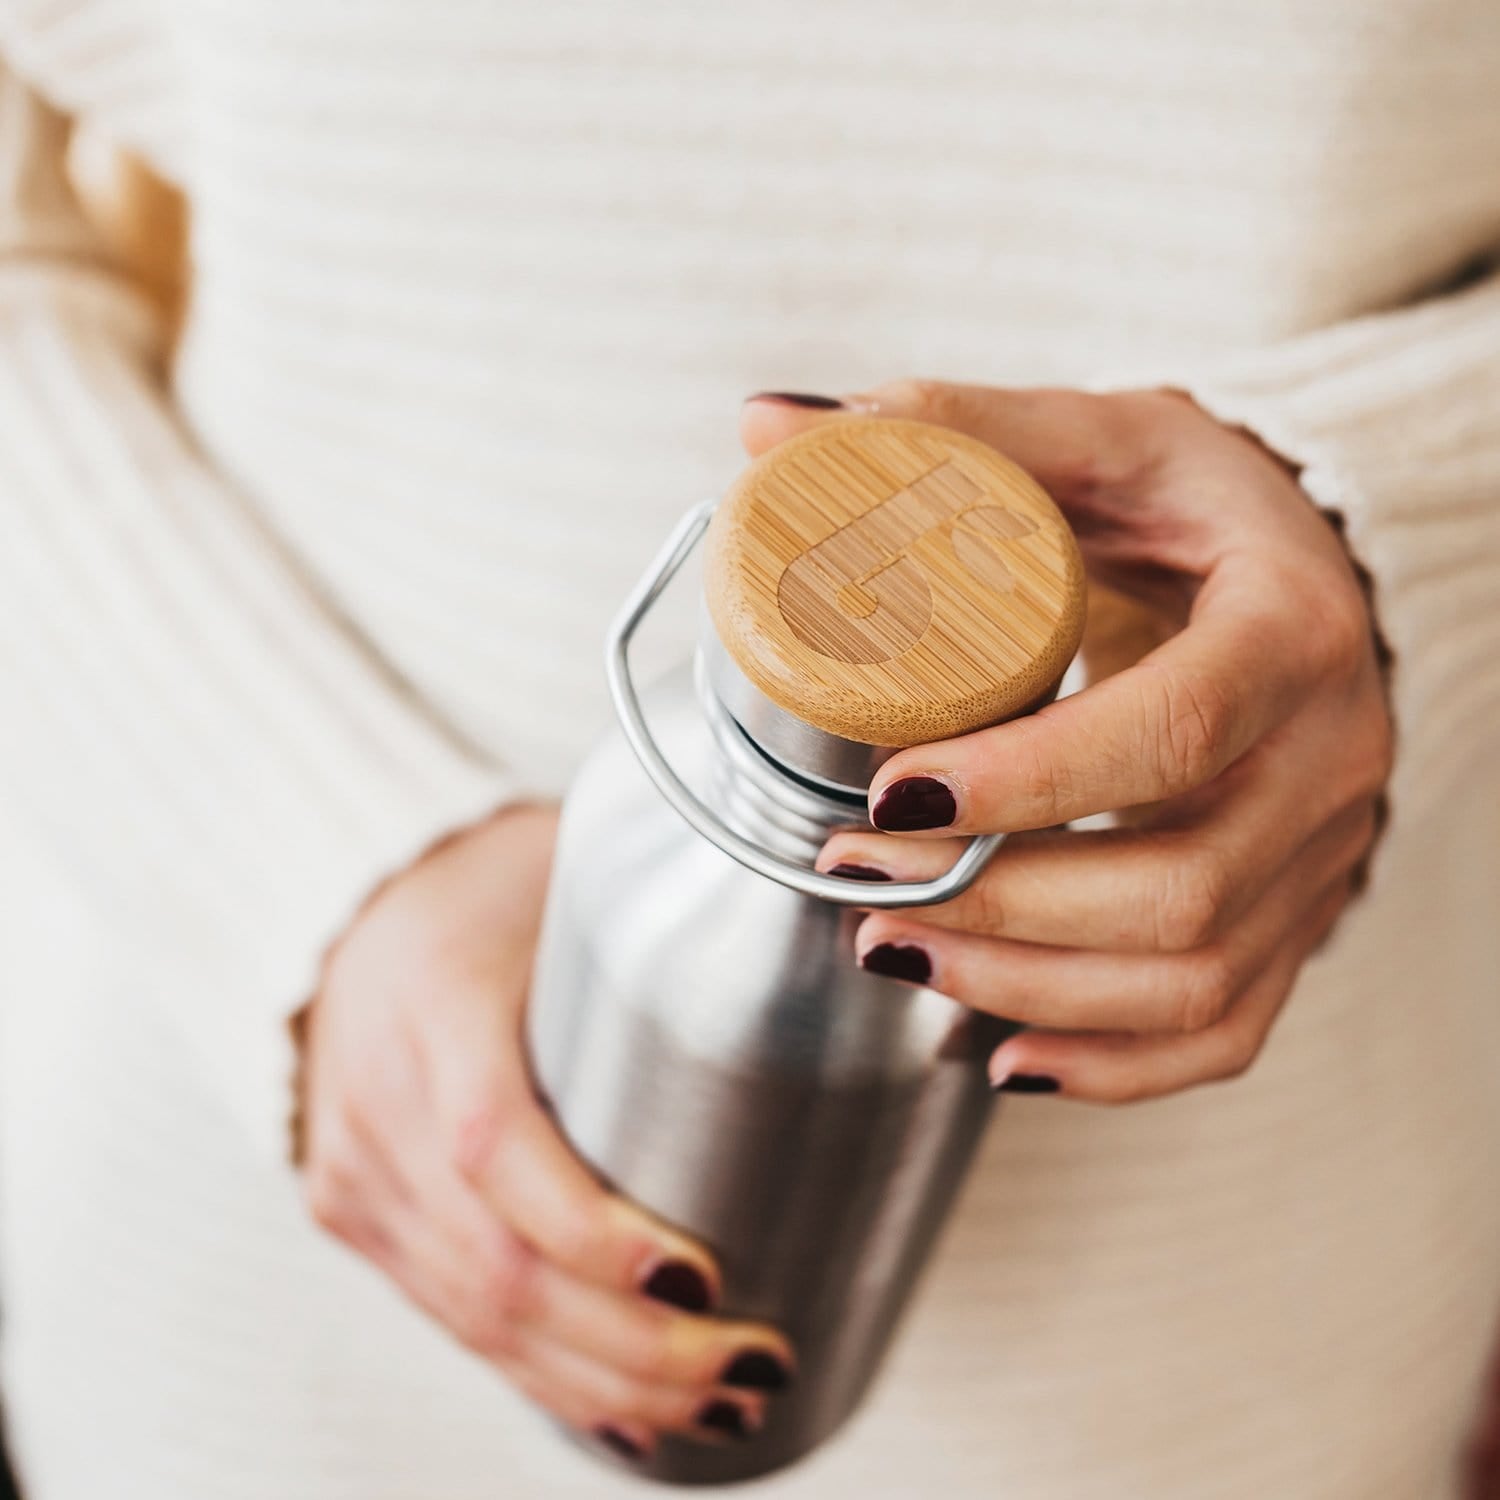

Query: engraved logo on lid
[776,460,1045,664]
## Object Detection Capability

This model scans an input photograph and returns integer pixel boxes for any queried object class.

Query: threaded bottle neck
[695,652,866,867]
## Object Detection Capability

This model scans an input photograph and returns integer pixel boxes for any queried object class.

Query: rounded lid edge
[704,417,1086,746]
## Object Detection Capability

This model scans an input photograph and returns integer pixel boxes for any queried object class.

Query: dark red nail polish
[994,1074,1061,1095]
[746,391,845,410]
[722,1350,792,1391]
[859,942,932,985]
[697,1400,752,1440]
[827,862,892,882]
[642,1260,713,1312]
[871,776,957,832]
[596,1425,645,1460]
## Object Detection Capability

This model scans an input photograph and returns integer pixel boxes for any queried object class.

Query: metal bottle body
[528,660,1005,1486]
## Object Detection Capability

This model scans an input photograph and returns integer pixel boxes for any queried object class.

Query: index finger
[869,564,1315,835]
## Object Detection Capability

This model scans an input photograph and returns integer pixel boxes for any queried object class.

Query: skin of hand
[743,382,1394,1104]
[299,802,795,1460]
[1466,1336,1500,1500]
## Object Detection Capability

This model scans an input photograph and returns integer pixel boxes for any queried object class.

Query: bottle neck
[694,652,867,867]
[699,630,897,797]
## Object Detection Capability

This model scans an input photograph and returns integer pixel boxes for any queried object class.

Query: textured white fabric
[1,2,1498,1497]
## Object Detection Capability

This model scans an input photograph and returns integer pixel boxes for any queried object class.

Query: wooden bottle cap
[704,417,1086,748]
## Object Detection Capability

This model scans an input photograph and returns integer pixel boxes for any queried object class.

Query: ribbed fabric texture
[0,49,514,1157]
[0,3,1498,1498]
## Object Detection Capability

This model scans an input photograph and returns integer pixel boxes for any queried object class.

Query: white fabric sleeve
[0,62,517,1159]
[1113,268,1500,839]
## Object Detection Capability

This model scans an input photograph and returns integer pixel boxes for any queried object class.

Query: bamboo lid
[704,417,1085,748]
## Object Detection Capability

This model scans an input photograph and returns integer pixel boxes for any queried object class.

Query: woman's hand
[744,383,1393,1104]
[299,803,793,1460]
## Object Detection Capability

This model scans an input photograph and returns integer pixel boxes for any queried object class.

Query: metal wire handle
[604,499,1004,909]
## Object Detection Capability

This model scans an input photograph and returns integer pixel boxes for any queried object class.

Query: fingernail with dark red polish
[697,1400,753,1440]
[994,1074,1061,1095]
[642,1260,713,1312]
[722,1350,792,1392]
[746,391,845,410]
[859,942,932,985]
[871,776,957,832]
[596,1425,646,1461]
[827,863,892,883]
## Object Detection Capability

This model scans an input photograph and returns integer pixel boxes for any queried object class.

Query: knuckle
[1155,846,1233,952]
[1209,1039,1261,1086]
[447,1088,515,1181]
[1010,721,1071,825]
[892,377,963,428]
[1306,585,1373,682]
[1171,950,1235,1033]
[1055,392,1149,498]
[452,1296,521,1359]
[960,870,1009,937]
[1204,1011,1270,1087]
[548,1197,614,1273]
[483,1234,542,1326]
[1156,670,1234,790]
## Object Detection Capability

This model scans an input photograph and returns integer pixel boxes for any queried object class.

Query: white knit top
[2,3,1499,1498]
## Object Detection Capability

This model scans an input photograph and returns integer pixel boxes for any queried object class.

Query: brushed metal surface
[527,661,1010,1485]
[701,629,897,796]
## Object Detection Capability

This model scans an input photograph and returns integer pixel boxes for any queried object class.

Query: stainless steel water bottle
[528,417,1085,1485]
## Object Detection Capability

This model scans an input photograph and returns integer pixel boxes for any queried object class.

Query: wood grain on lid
[704,417,1086,746]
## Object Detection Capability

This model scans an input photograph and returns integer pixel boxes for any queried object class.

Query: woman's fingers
[467,1093,722,1303]
[824,820,1264,956]
[368,1175,775,1447]
[504,1361,660,1466]
[411,1172,791,1398]
[983,879,1351,1104]
[423,982,722,1307]
[742,378,1390,1109]
[513,1331,767,1443]
[358,1097,794,1411]
[822,747,1373,954]
[302,798,798,1454]
[318,958,795,1451]
[745,383,1336,843]
[527,1267,792,1399]
[851,802,1372,1034]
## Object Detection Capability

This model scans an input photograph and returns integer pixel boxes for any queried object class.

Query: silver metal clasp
[604,500,1004,910]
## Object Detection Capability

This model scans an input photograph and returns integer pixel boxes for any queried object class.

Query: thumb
[741,380,1155,503]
